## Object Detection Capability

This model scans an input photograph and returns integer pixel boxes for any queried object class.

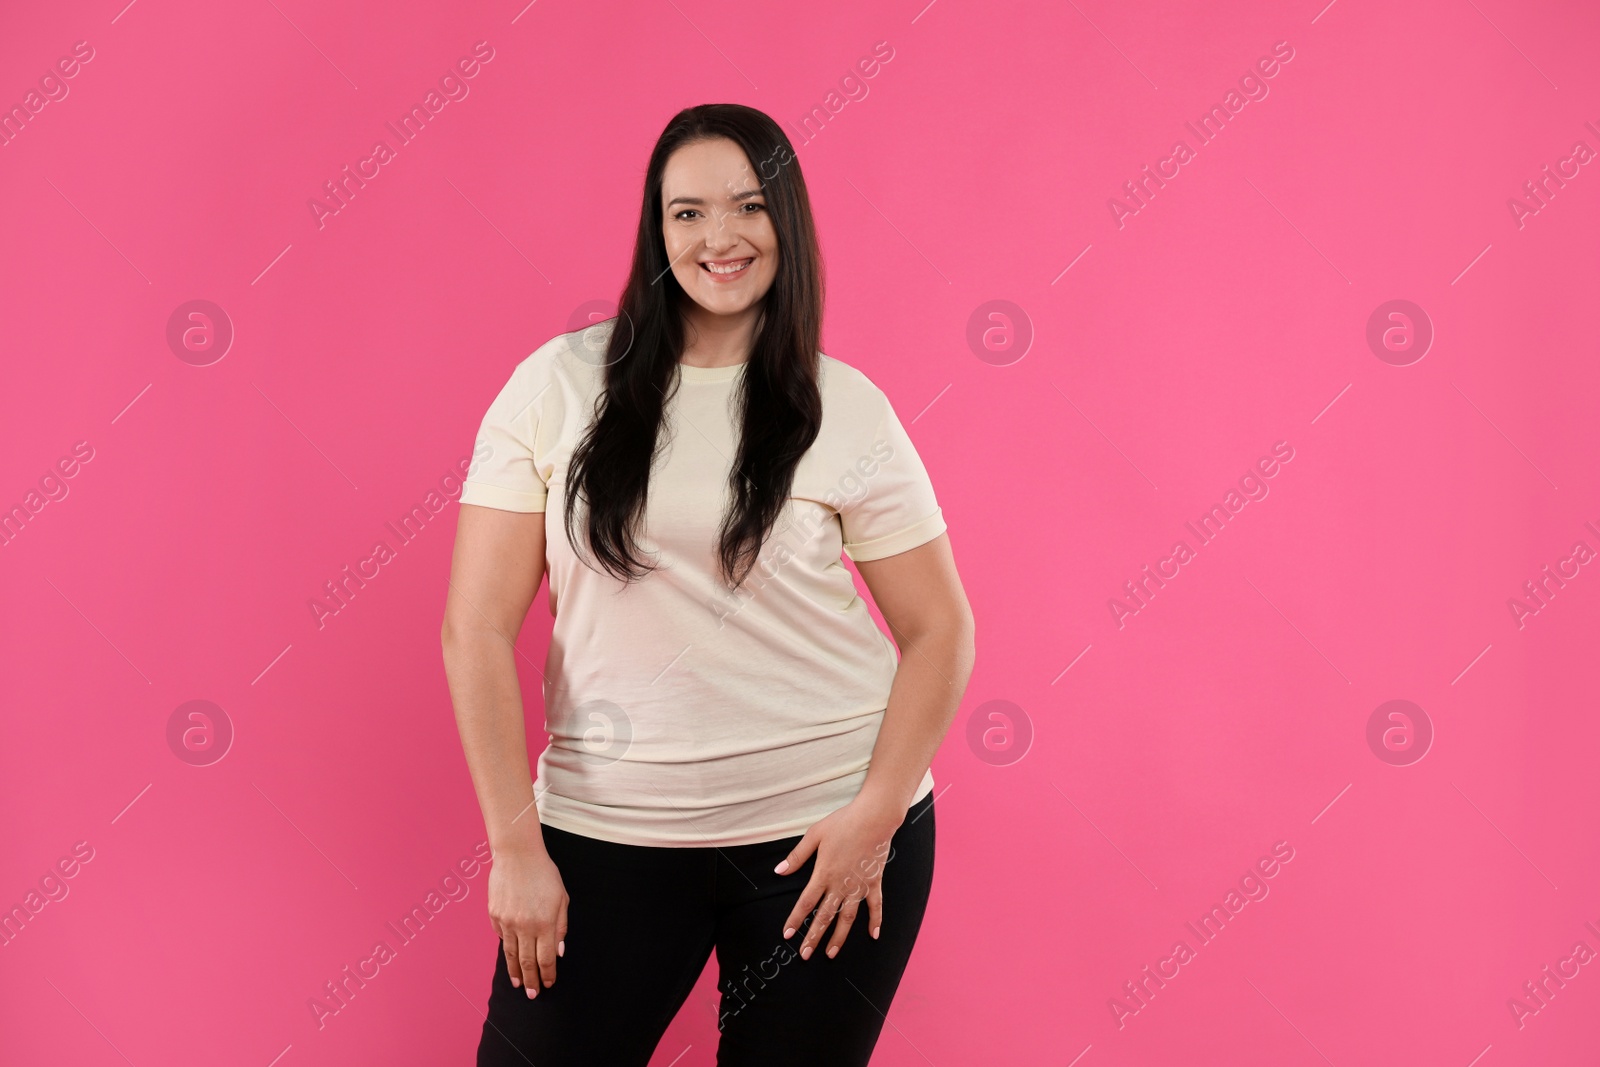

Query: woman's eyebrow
[666,188,766,208]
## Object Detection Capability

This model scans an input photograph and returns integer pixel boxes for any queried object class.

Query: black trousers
[476,790,936,1066]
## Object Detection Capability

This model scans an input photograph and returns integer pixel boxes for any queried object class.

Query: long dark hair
[562,104,824,590]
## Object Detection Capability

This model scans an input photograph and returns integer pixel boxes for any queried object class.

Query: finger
[801,889,843,960]
[826,897,862,958]
[781,879,826,941]
[537,930,559,989]
[519,937,542,999]
[801,891,842,959]
[868,883,884,940]
[774,829,818,876]
[502,930,524,989]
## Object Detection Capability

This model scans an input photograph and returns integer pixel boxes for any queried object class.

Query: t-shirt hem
[843,508,946,562]
[536,770,936,848]
[459,480,547,513]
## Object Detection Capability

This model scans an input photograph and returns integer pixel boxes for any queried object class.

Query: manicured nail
[872,926,880,939]
[783,927,795,939]
[557,940,565,957]
[526,987,537,999]
[510,977,521,988]
[800,946,812,960]
[827,946,839,958]
[774,860,789,874]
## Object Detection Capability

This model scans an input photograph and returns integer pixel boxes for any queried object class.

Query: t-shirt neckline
[678,359,748,383]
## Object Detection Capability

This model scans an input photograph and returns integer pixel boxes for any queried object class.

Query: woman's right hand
[487,848,570,997]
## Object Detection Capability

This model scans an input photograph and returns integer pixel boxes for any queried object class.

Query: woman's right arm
[441,502,569,998]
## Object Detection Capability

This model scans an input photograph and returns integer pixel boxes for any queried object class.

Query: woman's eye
[671,204,761,220]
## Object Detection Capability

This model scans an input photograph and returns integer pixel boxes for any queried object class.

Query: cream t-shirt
[458,318,944,846]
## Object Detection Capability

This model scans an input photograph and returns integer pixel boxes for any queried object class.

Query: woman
[441,102,975,1066]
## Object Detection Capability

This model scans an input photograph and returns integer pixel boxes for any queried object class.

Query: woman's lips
[701,257,753,282]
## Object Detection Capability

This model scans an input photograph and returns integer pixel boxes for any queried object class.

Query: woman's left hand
[773,794,905,960]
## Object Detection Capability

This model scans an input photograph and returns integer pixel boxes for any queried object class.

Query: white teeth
[704,259,751,274]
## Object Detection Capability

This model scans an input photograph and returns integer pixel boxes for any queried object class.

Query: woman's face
[660,137,779,319]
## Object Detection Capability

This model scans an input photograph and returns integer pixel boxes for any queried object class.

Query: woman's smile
[701,256,755,281]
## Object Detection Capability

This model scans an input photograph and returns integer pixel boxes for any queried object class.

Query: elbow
[901,601,976,654]
[440,618,459,667]
[441,611,512,659]
[440,614,477,658]
[955,595,975,638]
[948,598,977,667]
[955,604,977,658]
[945,590,976,646]
[938,604,975,649]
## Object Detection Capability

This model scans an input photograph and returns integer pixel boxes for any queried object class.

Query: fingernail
[526,987,537,999]
[800,946,812,960]
[872,926,880,939]
[510,977,521,988]
[827,946,838,958]
[783,927,795,939]
[774,860,789,874]
[558,940,565,957]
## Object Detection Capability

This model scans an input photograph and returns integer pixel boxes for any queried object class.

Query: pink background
[3,0,1599,1063]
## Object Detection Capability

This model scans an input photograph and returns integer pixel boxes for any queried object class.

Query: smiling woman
[441,103,975,1067]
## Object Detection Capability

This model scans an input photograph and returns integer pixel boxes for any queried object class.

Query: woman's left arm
[774,530,976,959]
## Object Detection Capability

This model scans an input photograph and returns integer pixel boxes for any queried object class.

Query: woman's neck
[679,303,762,368]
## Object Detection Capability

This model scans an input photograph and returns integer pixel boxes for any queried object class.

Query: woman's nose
[704,215,739,250]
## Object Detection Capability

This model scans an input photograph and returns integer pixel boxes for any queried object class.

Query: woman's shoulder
[817,351,888,402]
[496,321,612,396]
[818,351,893,423]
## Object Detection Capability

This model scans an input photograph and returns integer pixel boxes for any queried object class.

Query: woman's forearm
[856,616,976,817]
[442,627,549,859]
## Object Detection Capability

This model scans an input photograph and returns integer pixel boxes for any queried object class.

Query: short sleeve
[839,391,947,562]
[458,359,549,513]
